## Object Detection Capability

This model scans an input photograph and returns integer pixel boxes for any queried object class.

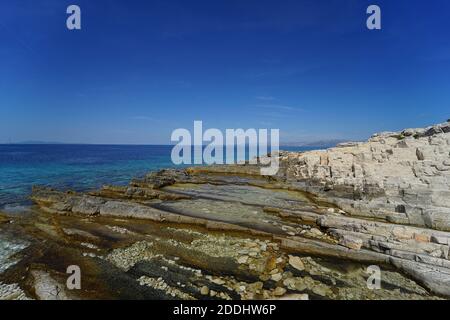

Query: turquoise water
[0,144,315,209]
[0,145,176,208]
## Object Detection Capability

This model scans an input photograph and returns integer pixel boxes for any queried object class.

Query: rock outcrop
[278,121,450,231]
[267,121,450,296]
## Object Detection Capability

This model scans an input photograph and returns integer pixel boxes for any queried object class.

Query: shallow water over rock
[0,234,28,274]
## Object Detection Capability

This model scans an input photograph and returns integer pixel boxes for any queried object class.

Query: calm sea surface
[0,144,315,209]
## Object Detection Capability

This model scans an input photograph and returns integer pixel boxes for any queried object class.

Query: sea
[0,144,316,211]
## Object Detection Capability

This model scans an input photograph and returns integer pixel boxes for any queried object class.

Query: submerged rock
[0,282,30,300]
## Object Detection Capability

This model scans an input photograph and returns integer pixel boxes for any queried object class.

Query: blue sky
[0,0,449,144]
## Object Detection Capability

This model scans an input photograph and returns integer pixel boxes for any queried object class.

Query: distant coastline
[2,139,347,149]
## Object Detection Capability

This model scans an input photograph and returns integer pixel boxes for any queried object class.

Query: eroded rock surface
[278,121,450,231]
[1,121,449,300]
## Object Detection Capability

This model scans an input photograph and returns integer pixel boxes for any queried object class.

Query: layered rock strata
[0,121,449,300]
[278,121,450,231]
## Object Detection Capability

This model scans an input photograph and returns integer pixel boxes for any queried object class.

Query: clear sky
[0,0,449,144]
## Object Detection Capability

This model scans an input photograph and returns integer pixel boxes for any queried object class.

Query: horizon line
[0,142,345,147]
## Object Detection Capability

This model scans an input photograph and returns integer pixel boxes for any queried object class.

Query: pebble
[211,278,226,285]
[247,282,263,293]
[273,287,287,296]
[270,268,279,275]
[312,285,329,297]
[309,228,323,236]
[200,286,210,295]
[278,293,309,300]
[288,255,305,271]
[265,256,277,270]
[271,273,282,282]
[259,274,270,281]
[237,256,249,264]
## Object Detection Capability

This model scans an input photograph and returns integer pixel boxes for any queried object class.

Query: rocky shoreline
[0,121,449,300]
